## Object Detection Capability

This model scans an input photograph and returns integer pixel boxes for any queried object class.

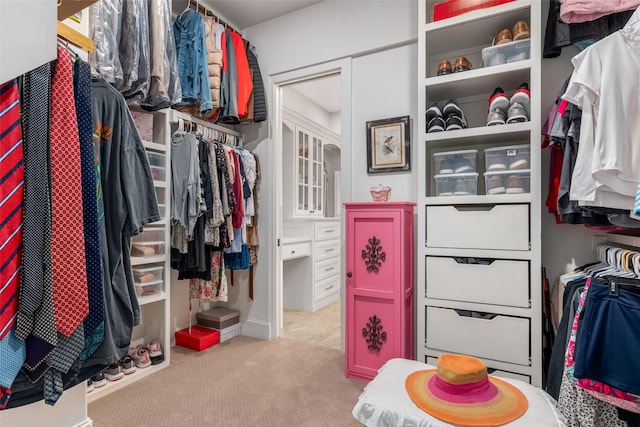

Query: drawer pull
[325,267,335,272]
[325,229,336,233]
[453,204,496,212]
[325,248,335,252]
[324,285,335,291]
[454,309,497,320]
[290,250,296,254]
[453,257,496,265]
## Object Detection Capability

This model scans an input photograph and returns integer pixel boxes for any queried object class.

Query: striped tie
[0,79,27,409]
[0,79,24,340]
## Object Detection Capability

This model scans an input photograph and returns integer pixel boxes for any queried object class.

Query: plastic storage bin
[433,149,478,175]
[134,278,163,297]
[146,151,165,168]
[484,169,530,195]
[481,39,530,67]
[150,165,166,182]
[131,111,154,142]
[131,228,165,258]
[434,172,479,196]
[157,203,166,221]
[484,144,530,172]
[132,265,164,285]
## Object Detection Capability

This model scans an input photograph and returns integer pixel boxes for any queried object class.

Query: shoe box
[433,149,479,196]
[132,265,164,297]
[483,145,530,195]
[175,325,220,351]
[481,38,530,68]
[433,0,515,22]
[196,307,240,329]
[432,145,530,196]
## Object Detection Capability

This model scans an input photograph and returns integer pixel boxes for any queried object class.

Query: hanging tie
[50,46,89,336]
[16,63,58,373]
[73,59,105,360]
[0,79,27,409]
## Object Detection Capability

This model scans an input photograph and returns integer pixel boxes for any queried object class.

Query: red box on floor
[433,0,515,21]
[175,326,220,351]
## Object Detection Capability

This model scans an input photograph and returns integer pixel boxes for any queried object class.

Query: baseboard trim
[241,319,271,340]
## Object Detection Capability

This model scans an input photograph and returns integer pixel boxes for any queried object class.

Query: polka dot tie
[50,47,89,336]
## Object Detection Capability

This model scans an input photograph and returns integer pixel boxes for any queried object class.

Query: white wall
[351,44,417,202]
[231,0,419,339]
[283,86,336,131]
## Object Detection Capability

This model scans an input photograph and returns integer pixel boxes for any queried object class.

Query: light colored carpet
[283,299,341,350]
[88,336,365,427]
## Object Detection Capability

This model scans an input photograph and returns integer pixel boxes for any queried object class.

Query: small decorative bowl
[370,185,391,202]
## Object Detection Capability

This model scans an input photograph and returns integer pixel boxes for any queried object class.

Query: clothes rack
[57,21,94,52]
[186,0,240,33]
[169,109,242,146]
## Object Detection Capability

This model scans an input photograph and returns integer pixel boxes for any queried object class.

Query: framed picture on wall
[366,115,411,174]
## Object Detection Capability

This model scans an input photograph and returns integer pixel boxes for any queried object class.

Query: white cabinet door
[294,125,324,217]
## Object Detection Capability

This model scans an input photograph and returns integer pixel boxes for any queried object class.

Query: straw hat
[405,354,528,427]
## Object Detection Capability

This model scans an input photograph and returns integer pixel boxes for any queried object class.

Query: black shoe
[426,102,445,133]
[442,99,467,130]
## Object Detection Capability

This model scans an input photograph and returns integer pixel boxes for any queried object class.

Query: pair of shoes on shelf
[90,372,107,389]
[487,152,529,172]
[486,174,525,194]
[439,156,474,175]
[128,340,164,368]
[426,100,468,133]
[492,21,530,46]
[437,56,473,76]
[486,83,530,126]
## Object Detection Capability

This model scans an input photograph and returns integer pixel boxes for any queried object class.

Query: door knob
[346,272,352,277]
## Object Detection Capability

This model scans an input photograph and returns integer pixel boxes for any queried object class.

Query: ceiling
[202,0,324,30]
[288,74,341,113]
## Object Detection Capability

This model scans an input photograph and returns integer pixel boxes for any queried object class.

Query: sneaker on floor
[119,355,137,375]
[129,346,152,369]
[488,87,509,112]
[486,107,508,126]
[86,379,94,393]
[506,101,529,124]
[144,340,164,365]
[104,362,124,381]
[91,372,106,388]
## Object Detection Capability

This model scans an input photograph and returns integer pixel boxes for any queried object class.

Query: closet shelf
[424,247,533,261]
[423,0,531,53]
[138,291,167,306]
[606,230,640,249]
[86,361,169,404]
[425,61,531,102]
[153,181,167,188]
[425,121,531,146]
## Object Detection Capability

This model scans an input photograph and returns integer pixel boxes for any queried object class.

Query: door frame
[269,58,352,349]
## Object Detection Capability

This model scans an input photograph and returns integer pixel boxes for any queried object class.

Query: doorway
[271,59,352,352]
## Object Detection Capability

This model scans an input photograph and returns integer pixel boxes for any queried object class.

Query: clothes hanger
[179,0,193,18]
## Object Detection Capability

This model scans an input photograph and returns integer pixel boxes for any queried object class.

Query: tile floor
[282,299,341,350]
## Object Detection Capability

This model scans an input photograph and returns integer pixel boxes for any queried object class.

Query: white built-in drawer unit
[314,221,340,241]
[426,357,531,383]
[426,306,530,366]
[314,257,340,282]
[426,256,530,307]
[426,204,529,250]
[315,239,340,262]
[281,241,311,261]
[315,274,340,301]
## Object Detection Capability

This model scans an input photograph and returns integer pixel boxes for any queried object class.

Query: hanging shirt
[171,132,200,239]
[86,76,160,366]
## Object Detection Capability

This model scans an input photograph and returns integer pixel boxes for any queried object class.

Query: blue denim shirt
[173,10,213,113]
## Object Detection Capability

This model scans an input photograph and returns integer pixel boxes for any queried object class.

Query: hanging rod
[169,109,241,138]
[57,21,95,53]
[187,0,241,33]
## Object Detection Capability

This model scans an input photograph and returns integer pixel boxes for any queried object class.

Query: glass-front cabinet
[295,125,324,216]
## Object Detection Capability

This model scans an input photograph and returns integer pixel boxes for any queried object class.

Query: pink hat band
[429,375,499,404]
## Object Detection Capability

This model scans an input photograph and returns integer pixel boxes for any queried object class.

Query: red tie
[0,80,24,340]
[50,47,89,336]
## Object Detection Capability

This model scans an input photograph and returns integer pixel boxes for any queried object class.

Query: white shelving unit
[88,108,173,403]
[417,0,543,386]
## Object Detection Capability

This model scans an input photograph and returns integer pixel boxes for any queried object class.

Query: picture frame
[366,115,411,174]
